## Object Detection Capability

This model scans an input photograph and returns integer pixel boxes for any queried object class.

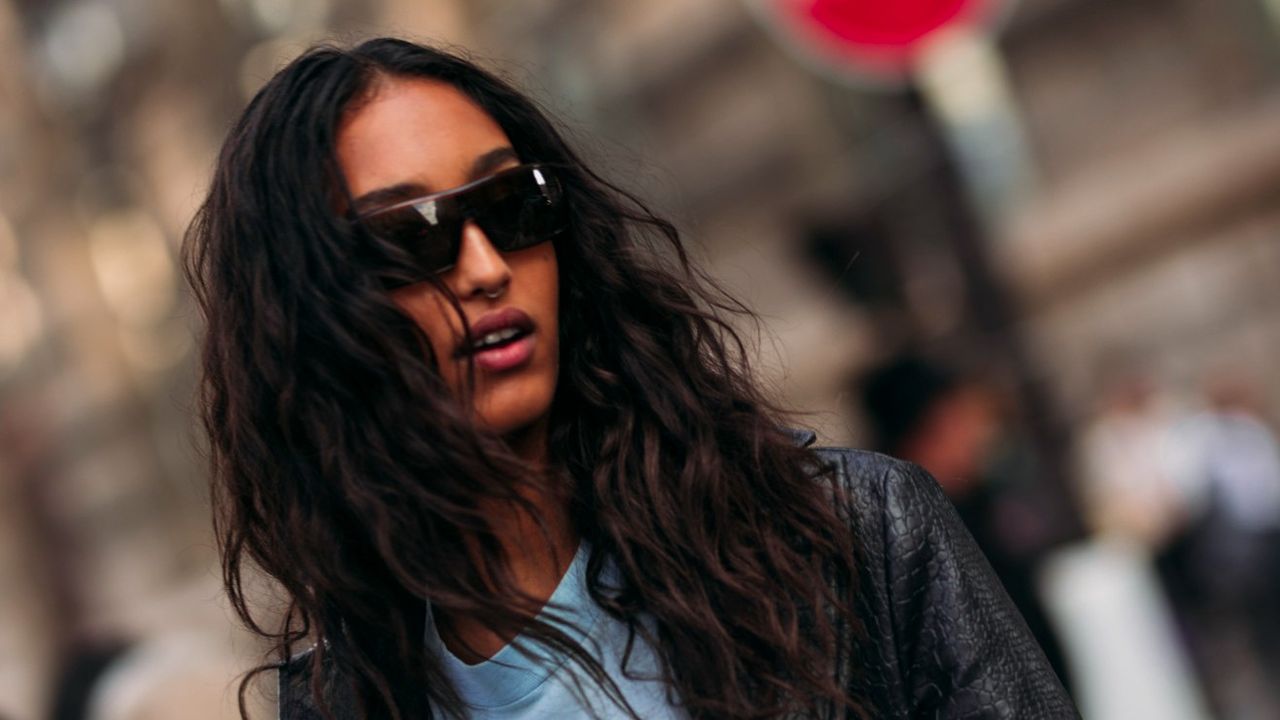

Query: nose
[452,220,511,300]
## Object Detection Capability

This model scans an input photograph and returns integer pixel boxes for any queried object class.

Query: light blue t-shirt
[423,542,689,719]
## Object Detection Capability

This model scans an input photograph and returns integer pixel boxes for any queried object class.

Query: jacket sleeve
[878,458,1078,719]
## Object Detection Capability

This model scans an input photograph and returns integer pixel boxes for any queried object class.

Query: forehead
[335,76,513,198]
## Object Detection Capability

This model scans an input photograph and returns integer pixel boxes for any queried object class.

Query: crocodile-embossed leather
[811,442,1078,719]
[279,429,1079,718]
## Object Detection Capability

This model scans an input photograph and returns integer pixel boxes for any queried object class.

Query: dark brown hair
[183,37,862,719]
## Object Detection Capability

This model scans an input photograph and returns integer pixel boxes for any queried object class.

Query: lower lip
[468,333,535,372]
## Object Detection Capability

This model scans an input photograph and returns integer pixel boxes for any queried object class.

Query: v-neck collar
[422,540,603,709]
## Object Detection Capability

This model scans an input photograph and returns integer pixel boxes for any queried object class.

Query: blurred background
[2,0,1280,718]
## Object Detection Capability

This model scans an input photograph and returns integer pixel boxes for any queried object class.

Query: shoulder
[785,428,1079,718]
[782,425,923,497]
[805,443,972,599]
[782,426,949,553]
[791,428,948,538]
[783,426,899,482]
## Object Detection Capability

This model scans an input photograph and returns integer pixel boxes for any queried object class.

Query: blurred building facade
[460,0,1280,437]
[2,0,1279,718]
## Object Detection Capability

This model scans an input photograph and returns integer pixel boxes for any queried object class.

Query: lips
[456,306,535,359]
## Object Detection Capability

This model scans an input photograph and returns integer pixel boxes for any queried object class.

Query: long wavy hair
[183,37,862,720]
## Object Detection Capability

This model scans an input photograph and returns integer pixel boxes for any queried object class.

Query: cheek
[505,242,560,347]
[545,270,560,336]
[541,273,560,369]
[534,246,560,332]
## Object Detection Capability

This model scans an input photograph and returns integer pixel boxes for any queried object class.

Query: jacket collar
[781,426,818,448]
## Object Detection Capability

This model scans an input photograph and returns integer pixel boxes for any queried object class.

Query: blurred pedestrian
[1171,373,1280,715]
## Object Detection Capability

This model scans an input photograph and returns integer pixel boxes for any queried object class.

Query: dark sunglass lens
[471,168,567,251]
[362,200,461,275]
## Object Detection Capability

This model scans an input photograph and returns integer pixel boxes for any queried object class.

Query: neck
[503,410,551,466]
[436,415,580,664]
[491,413,578,595]
[482,467,579,598]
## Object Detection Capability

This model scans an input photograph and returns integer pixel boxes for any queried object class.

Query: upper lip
[457,307,535,357]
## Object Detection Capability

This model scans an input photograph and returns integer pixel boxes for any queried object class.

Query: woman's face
[336,77,560,442]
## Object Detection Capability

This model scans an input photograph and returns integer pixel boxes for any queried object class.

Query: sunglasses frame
[354,162,568,283]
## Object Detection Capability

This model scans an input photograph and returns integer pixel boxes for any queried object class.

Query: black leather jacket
[279,429,1079,718]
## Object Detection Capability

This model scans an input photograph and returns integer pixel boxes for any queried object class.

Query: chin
[473,377,556,437]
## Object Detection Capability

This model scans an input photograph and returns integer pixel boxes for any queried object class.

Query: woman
[183,37,1076,719]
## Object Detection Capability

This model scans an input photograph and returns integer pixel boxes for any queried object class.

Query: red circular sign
[751,0,1007,83]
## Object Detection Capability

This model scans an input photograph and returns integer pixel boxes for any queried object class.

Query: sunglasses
[355,163,569,287]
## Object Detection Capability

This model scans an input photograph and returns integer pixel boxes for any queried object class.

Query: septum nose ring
[483,288,504,300]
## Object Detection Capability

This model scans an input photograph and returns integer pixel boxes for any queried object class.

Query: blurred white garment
[1039,539,1212,720]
